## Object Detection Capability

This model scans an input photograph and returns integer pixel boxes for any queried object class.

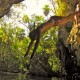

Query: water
[0,71,65,80]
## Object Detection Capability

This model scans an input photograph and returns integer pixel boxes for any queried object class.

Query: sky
[12,0,53,35]
[22,0,53,35]
[4,0,54,36]
[22,0,53,17]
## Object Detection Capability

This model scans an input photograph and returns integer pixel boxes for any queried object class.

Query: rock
[27,53,60,77]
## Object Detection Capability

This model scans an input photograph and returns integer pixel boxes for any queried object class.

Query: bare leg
[24,40,34,58]
[30,30,41,59]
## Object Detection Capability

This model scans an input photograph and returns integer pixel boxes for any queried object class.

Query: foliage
[0,22,29,71]
[1,0,76,72]
[21,9,60,71]
[43,4,51,16]
[22,14,45,31]
[40,27,59,71]
[22,14,29,23]
[56,0,67,16]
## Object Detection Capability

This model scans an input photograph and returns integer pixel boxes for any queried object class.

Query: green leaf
[22,14,29,23]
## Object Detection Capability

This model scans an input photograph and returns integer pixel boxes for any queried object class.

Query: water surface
[0,72,65,80]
